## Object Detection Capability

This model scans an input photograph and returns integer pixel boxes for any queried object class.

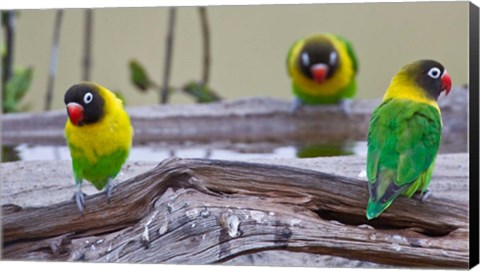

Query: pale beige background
[14,2,469,112]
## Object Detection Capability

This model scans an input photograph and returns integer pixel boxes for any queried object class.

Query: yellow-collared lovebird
[64,82,134,213]
[366,59,452,220]
[286,33,358,111]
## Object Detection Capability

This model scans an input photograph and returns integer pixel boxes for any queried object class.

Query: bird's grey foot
[339,99,353,115]
[413,188,432,202]
[105,178,115,203]
[290,98,304,112]
[73,183,86,213]
[421,189,432,202]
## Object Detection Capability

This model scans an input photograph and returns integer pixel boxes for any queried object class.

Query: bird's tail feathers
[366,198,393,220]
[367,169,407,220]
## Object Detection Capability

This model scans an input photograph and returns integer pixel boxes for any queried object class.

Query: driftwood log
[2,154,469,267]
[1,87,468,153]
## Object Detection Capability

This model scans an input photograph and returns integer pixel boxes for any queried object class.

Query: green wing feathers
[366,99,441,219]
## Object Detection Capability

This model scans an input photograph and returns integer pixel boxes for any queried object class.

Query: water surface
[2,141,368,163]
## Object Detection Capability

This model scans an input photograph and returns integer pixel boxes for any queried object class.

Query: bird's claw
[421,189,432,202]
[413,188,432,202]
[73,190,86,213]
[105,178,115,203]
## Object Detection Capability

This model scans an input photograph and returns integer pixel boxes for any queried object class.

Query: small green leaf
[3,100,17,113]
[129,59,153,92]
[7,67,34,101]
[3,67,34,113]
[182,81,222,103]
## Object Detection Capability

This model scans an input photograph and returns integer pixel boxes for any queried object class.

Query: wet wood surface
[1,87,468,153]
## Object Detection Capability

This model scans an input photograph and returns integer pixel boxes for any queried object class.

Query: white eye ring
[84,92,93,104]
[427,67,441,79]
[329,51,337,66]
[301,52,310,66]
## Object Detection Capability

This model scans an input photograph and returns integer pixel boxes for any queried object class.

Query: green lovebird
[366,59,452,220]
[286,33,358,111]
[64,82,134,213]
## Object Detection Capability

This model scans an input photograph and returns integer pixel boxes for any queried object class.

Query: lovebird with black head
[64,82,133,213]
[366,60,452,220]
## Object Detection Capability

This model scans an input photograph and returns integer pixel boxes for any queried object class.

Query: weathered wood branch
[2,155,469,267]
[1,88,468,153]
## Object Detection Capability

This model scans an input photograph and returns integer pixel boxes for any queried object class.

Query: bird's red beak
[67,102,84,126]
[311,64,328,84]
[441,70,452,96]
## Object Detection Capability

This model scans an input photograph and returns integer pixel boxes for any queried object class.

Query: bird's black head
[403,59,452,100]
[297,36,339,84]
[64,83,105,126]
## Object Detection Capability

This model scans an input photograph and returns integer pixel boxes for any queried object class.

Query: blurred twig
[82,9,93,81]
[198,7,210,86]
[180,7,221,104]
[2,11,15,100]
[45,10,64,111]
[160,7,177,104]
[130,7,218,104]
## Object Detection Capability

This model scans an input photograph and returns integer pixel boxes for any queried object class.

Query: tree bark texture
[2,155,469,267]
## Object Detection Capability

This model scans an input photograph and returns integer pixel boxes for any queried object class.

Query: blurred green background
[12,1,468,111]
